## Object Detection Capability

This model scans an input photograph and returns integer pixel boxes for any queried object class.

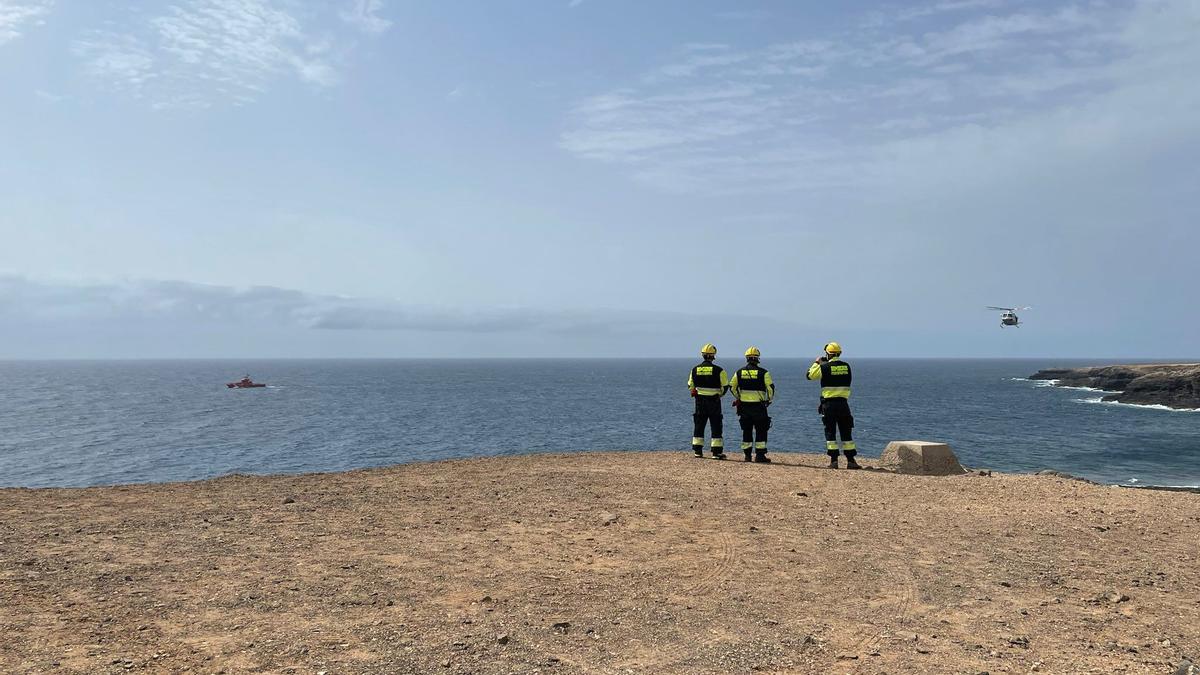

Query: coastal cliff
[1030,363,1200,409]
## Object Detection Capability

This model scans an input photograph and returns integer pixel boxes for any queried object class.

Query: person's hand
[690,388,698,397]
[732,399,740,407]
[816,356,828,363]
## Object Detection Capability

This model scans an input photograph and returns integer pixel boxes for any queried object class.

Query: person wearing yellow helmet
[729,346,775,463]
[806,341,858,469]
[687,343,730,459]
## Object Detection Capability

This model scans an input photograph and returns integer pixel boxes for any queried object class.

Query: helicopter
[987,306,1030,327]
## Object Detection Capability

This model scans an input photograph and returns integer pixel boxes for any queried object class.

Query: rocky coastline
[1030,363,1200,409]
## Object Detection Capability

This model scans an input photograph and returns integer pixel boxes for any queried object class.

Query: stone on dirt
[1092,591,1130,604]
[1007,635,1030,648]
[879,441,966,476]
[1036,469,1095,483]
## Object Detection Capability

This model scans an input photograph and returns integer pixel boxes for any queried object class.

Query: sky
[1,0,1197,358]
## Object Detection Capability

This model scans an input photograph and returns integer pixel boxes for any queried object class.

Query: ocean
[1,359,1197,489]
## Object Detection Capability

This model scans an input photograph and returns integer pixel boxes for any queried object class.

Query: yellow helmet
[824,341,842,356]
[700,343,717,356]
[744,346,761,358]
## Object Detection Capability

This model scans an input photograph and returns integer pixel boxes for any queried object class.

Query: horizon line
[3,356,1198,362]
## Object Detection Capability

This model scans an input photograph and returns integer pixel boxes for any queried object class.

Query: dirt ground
[2,451,1198,674]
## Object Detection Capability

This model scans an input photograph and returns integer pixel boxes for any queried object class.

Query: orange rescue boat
[227,375,266,389]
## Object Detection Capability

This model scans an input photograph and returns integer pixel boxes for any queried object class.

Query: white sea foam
[1007,377,1066,387]
[1074,397,1200,413]
[1012,377,1117,392]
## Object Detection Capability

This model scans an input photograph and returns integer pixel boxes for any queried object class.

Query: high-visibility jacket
[731,363,774,403]
[807,358,852,399]
[687,361,730,397]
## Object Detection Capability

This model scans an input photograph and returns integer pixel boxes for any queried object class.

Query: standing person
[730,347,775,463]
[688,343,730,459]
[807,342,859,469]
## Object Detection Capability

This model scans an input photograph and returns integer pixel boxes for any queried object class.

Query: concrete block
[879,441,966,476]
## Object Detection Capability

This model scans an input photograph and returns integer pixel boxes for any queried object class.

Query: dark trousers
[820,398,855,457]
[737,402,770,452]
[692,396,723,449]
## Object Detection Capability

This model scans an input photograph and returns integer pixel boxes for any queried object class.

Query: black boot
[754,452,771,464]
[845,455,861,470]
[693,448,704,458]
[712,452,727,460]
[828,452,839,469]
[744,450,753,462]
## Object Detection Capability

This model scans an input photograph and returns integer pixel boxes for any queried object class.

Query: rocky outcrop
[879,441,967,476]
[1030,364,1200,410]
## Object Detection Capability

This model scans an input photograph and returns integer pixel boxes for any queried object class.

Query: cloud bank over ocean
[0,275,806,358]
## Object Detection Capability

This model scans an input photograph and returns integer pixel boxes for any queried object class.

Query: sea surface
[1,359,1197,489]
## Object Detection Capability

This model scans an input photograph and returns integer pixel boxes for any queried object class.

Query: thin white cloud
[568,0,585,8]
[862,0,1012,28]
[72,0,372,108]
[560,0,1195,195]
[911,6,1102,65]
[0,0,52,45]
[897,0,1012,21]
[341,0,391,34]
[714,9,771,21]
[644,46,753,81]
[74,32,158,96]
[34,88,65,102]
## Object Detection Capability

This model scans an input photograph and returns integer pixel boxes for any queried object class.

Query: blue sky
[1,0,1197,358]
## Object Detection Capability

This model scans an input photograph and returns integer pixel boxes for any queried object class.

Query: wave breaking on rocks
[1030,363,1200,410]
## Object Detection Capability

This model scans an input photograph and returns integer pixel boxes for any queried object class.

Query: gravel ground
[2,450,1199,674]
